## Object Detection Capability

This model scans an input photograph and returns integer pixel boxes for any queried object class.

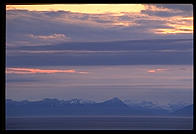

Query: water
[6,116,193,130]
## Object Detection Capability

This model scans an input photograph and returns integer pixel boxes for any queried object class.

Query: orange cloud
[152,16,193,34]
[6,67,76,74]
[147,68,168,73]
[147,69,156,73]
[153,27,192,34]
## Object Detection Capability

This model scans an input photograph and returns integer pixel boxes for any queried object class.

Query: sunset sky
[6,4,193,105]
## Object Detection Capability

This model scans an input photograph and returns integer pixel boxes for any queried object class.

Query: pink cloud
[147,68,168,73]
[78,71,89,74]
[6,67,76,74]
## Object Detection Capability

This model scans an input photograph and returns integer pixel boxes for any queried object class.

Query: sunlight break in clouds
[6,4,145,14]
[152,17,193,34]
[147,68,169,73]
[6,68,76,74]
[6,4,193,44]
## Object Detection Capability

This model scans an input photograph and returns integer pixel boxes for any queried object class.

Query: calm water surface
[6,116,193,130]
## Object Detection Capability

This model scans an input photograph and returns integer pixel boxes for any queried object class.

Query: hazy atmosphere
[6,4,193,106]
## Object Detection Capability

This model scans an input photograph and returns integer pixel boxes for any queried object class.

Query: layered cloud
[6,39,193,66]
[6,65,193,104]
[142,4,193,17]
[5,5,193,66]
[5,4,193,104]
[6,67,89,74]
[6,4,193,47]
[6,67,76,74]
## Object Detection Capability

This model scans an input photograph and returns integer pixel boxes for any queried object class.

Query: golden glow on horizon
[6,4,193,35]
[6,4,145,14]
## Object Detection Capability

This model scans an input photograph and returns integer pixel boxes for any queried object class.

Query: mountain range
[6,97,193,117]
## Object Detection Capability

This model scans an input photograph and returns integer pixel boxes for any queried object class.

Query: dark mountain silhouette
[6,98,192,117]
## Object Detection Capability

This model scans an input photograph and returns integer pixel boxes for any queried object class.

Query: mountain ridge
[6,98,193,117]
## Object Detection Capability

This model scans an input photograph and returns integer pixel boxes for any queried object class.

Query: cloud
[24,33,71,46]
[6,4,145,14]
[147,70,156,73]
[78,71,89,74]
[6,65,193,104]
[147,68,169,73]
[154,4,193,15]
[143,4,193,17]
[140,4,193,34]
[6,39,193,66]
[28,33,70,40]
[6,5,193,47]
[6,33,71,47]
[6,67,76,74]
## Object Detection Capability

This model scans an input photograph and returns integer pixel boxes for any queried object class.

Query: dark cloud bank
[6,39,193,67]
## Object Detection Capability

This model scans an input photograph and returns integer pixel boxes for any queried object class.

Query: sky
[6,4,193,105]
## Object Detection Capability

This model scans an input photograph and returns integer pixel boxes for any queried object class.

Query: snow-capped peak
[68,98,95,104]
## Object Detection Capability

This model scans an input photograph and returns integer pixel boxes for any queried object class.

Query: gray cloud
[142,4,193,17]
[6,39,193,66]
[6,6,193,66]
[141,10,181,17]
[155,4,193,12]
[6,8,193,47]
